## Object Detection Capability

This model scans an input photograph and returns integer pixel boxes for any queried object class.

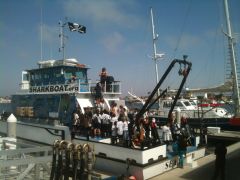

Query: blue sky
[0,0,240,97]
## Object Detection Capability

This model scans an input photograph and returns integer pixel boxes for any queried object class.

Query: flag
[68,22,86,33]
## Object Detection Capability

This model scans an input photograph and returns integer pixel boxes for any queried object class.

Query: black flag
[68,22,86,33]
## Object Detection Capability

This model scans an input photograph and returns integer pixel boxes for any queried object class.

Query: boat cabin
[11,58,122,126]
[20,59,89,93]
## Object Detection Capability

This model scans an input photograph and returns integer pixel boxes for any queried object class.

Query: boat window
[163,101,172,108]
[65,72,72,79]
[76,71,84,79]
[43,74,49,79]
[31,74,35,80]
[183,101,191,106]
[22,73,29,81]
[176,102,183,107]
[190,101,197,106]
[35,73,41,80]
[55,73,62,78]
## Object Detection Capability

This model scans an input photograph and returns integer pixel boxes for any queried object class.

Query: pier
[150,130,240,180]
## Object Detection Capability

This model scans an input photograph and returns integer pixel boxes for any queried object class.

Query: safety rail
[0,138,52,180]
[21,79,121,94]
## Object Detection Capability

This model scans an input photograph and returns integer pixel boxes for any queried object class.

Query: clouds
[38,23,59,45]
[62,0,145,56]
[165,34,203,52]
[100,32,125,54]
[63,0,141,28]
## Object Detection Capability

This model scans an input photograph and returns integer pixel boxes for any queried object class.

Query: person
[72,110,80,133]
[119,105,128,117]
[110,102,119,118]
[172,119,181,141]
[116,118,124,145]
[92,109,102,138]
[178,134,188,168]
[94,82,103,104]
[100,109,111,137]
[111,121,118,144]
[162,123,173,145]
[99,67,108,91]
[181,117,192,145]
[151,118,160,145]
[212,142,227,180]
[83,107,93,140]
[143,117,150,139]
[122,118,129,147]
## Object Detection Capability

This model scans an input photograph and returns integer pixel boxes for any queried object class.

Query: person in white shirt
[111,121,118,144]
[123,118,129,147]
[92,109,101,138]
[116,119,124,144]
[72,111,80,133]
[162,123,173,145]
[100,109,111,137]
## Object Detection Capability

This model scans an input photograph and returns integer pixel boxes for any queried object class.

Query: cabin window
[183,101,191,106]
[76,71,84,79]
[22,73,29,81]
[35,73,41,80]
[31,74,34,80]
[176,102,183,107]
[65,72,72,79]
[163,101,172,108]
[55,73,62,78]
[43,74,49,79]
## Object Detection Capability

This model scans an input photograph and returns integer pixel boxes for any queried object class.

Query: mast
[59,21,66,60]
[150,7,164,108]
[223,0,240,116]
[40,6,43,61]
[150,7,159,87]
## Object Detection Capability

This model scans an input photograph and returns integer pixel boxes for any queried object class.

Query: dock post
[7,114,17,138]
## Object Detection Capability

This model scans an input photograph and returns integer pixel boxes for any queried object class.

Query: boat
[149,0,240,131]
[0,16,208,179]
[157,98,232,118]
[10,57,122,126]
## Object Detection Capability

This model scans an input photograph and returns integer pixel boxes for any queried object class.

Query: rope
[171,0,192,60]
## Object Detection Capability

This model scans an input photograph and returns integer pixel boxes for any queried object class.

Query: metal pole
[59,21,65,60]
[223,0,240,116]
[150,7,161,109]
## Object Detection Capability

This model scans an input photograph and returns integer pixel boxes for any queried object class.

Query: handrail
[23,80,121,94]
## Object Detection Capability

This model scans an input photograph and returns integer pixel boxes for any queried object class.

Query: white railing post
[104,81,106,92]
[78,79,81,92]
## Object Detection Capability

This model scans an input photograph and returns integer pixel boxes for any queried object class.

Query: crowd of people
[71,103,163,148]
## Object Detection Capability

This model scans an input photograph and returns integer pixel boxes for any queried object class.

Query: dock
[150,130,240,180]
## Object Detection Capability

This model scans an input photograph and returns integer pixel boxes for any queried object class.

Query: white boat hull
[0,120,205,179]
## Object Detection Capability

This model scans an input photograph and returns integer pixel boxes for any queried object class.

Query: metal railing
[21,79,121,94]
[0,139,52,180]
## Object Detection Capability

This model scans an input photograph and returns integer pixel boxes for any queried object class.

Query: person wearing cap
[99,67,108,91]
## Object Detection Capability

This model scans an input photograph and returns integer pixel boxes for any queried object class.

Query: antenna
[59,19,68,60]
[40,6,43,60]
[150,7,165,108]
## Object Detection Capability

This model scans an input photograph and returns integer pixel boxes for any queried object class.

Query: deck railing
[22,79,121,94]
[78,80,121,94]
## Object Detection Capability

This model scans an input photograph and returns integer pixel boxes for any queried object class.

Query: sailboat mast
[150,7,159,86]
[150,7,161,108]
[223,0,240,116]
